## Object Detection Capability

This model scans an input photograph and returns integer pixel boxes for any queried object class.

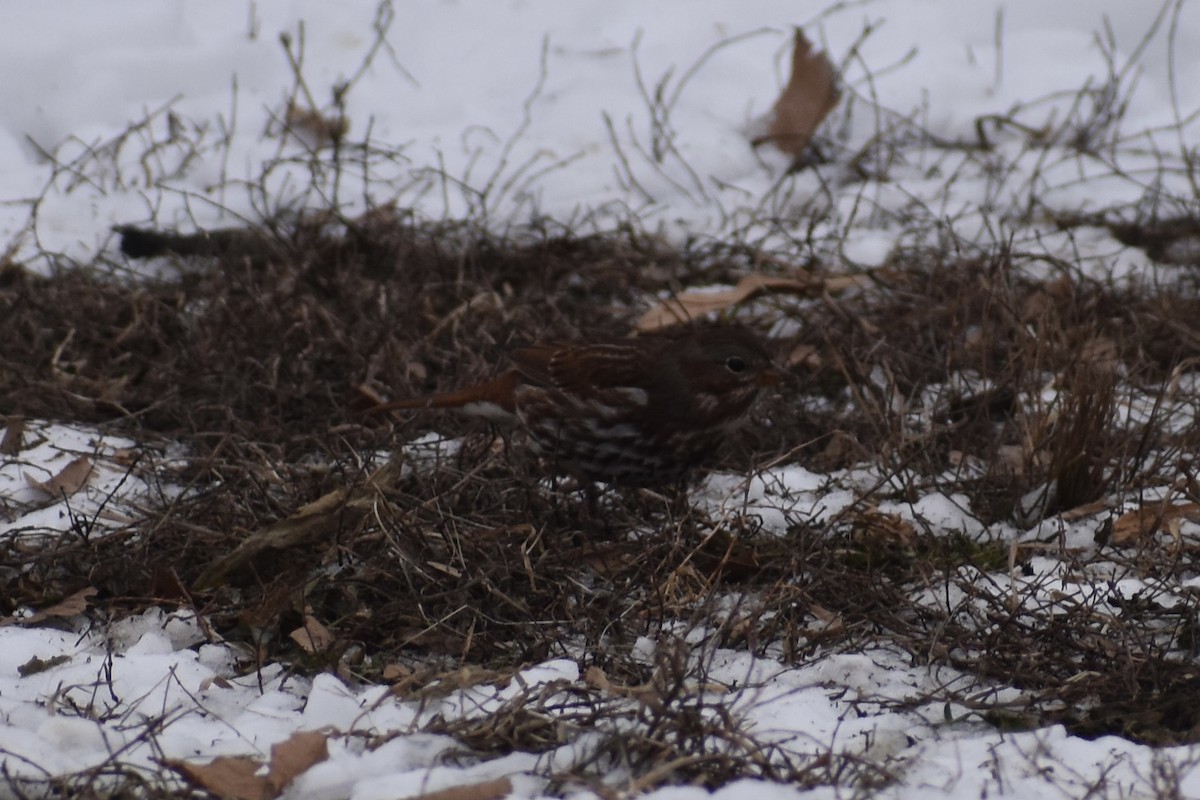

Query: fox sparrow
[372,326,780,487]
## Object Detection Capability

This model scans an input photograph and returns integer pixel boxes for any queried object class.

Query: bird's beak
[757,366,785,387]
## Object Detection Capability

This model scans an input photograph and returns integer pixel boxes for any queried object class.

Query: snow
[4,0,1200,797]
[0,421,169,542]
[7,0,1199,268]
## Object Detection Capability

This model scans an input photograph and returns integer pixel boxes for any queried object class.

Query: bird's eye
[725,355,748,373]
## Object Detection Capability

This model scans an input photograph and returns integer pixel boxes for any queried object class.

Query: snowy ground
[4,1,1200,798]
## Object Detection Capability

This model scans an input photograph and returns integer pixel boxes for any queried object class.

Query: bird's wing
[511,342,651,393]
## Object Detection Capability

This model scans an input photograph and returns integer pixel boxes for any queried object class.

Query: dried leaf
[824,274,871,292]
[354,382,387,407]
[382,663,413,682]
[584,665,660,707]
[818,431,867,468]
[1111,502,1200,545]
[166,730,329,800]
[167,756,268,800]
[38,586,97,618]
[289,614,336,653]
[806,603,845,637]
[850,510,916,547]
[109,447,141,465]
[0,416,24,455]
[584,664,616,692]
[192,487,350,590]
[581,544,637,575]
[636,273,815,331]
[1081,336,1119,372]
[995,445,1028,476]
[1059,498,1116,521]
[25,455,94,498]
[786,343,821,368]
[401,777,513,800]
[17,654,72,676]
[266,730,329,794]
[1,587,98,628]
[752,28,841,162]
[426,560,464,579]
[284,102,349,146]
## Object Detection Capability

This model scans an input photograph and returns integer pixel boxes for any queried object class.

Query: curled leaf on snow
[166,756,265,800]
[1111,502,1200,545]
[266,731,330,796]
[1,587,98,629]
[849,509,916,547]
[751,28,841,166]
[585,665,663,709]
[16,654,73,677]
[24,455,93,498]
[166,729,330,800]
[408,777,515,800]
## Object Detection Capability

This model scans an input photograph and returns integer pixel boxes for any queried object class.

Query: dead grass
[7,153,1200,800]
[5,205,1200,782]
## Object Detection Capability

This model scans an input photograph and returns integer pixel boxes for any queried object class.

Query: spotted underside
[514,379,761,487]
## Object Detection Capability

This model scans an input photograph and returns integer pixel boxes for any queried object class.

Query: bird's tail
[368,370,521,423]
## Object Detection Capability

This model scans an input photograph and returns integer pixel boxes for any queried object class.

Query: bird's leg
[583,481,601,520]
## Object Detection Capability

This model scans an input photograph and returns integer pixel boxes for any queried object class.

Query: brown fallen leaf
[581,544,637,576]
[25,455,94,498]
[0,587,98,628]
[850,509,917,547]
[806,603,845,638]
[635,273,815,331]
[584,665,661,709]
[192,459,413,591]
[1111,502,1200,545]
[752,28,841,164]
[266,730,329,795]
[786,342,821,368]
[0,416,25,455]
[824,274,872,292]
[354,382,388,407]
[289,614,336,654]
[17,654,73,677]
[166,755,267,800]
[1058,498,1118,521]
[382,663,414,683]
[402,777,513,800]
[284,102,349,147]
[166,730,329,800]
[192,486,350,590]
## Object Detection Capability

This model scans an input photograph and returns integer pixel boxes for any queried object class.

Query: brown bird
[372,326,780,487]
